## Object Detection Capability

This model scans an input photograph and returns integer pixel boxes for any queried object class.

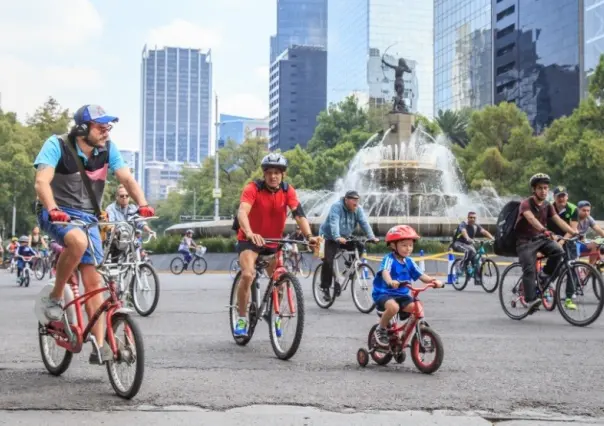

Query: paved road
[0,271,603,425]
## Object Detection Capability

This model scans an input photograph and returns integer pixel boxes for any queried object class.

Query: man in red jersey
[234,153,317,336]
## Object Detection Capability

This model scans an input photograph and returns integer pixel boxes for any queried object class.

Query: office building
[327,0,433,116]
[270,0,328,63]
[140,45,212,200]
[119,150,140,181]
[493,0,582,133]
[269,45,327,152]
[218,114,270,148]
[584,1,603,86]
[434,0,493,114]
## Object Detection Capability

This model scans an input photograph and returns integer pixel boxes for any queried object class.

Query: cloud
[0,0,102,52]
[220,93,268,119]
[254,66,270,81]
[146,20,222,50]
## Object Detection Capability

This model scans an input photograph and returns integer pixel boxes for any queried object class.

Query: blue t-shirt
[372,253,423,302]
[34,135,126,172]
[17,246,37,257]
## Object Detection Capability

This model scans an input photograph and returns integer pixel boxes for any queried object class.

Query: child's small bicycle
[356,282,444,374]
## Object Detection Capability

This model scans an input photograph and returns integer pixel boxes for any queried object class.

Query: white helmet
[261,153,287,171]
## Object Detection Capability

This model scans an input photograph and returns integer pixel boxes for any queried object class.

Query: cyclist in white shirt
[178,229,197,269]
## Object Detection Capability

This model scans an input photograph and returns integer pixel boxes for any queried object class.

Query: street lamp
[213,94,222,221]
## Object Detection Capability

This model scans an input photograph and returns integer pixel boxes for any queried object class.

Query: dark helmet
[529,173,550,188]
[261,153,288,172]
[344,190,360,199]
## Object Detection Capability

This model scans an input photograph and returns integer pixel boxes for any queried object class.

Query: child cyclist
[372,225,444,346]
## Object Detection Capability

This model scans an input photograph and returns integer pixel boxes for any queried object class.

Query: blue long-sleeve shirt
[319,199,375,240]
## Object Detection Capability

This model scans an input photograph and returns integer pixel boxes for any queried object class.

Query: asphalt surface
[0,270,603,425]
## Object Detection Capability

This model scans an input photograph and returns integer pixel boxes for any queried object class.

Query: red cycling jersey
[237,181,300,247]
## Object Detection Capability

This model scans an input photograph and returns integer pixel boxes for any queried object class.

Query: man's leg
[539,240,570,298]
[79,264,112,362]
[235,247,259,336]
[46,229,88,320]
[517,241,540,304]
[320,240,339,290]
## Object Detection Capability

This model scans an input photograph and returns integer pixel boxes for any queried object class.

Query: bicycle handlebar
[264,238,312,246]
[403,281,442,294]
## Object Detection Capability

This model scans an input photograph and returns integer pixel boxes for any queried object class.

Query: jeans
[320,239,358,289]
[179,249,192,264]
[517,238,565,302]
[452,241,476,268]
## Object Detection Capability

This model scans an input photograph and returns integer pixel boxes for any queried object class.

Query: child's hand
[433,279,444,288]
[390,280,400,288]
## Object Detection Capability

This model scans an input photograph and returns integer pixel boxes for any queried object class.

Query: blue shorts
[578,242,590,255]
[38,206,103,265]
[375,295,413,312]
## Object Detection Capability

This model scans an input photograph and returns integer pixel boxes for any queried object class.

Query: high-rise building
[434,0,493,115]
[140,45,212,200]
[327,0,434,116]
[493,0,583,133]
[583,1,602,89]
[119,150,140,181]
[269,45,327,152]
[270,0,328,63]
[218,114,270,147]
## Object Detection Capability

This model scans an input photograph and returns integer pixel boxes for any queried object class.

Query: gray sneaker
[89,345,114,365]
[41,296,63,321]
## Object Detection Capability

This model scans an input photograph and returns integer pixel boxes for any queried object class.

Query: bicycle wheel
[170,257,185,275]
[130,264,160,317]
[556,262,604,327]
[269,272,305,360]
[368,324,392,365]
[479,259,500,293]
[312,263,336,309]
[299,255,311,279]
[38,322,73,376]
[33,259,46,280]
[229,272,257,346]
[229,257,240,279]
[24,270,30,287]
[192,257,208,275]
[499,262,533,321]
[351,263,376,314]
[410,325,444,374]
[450,259,468,291]
[106,313,145,399]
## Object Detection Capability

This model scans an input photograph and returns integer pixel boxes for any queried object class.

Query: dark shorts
[376,295,414,312]
[237,240,278,256]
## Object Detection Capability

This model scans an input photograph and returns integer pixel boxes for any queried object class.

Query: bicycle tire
[555,262,604,327]
[499,262,533,321]
[33,258,46,280]
[106,313,145,399]
[299,255,311,279]
[368,324,392,365]
[229,257,240,279]
[269,272,305,360]
[479,258,500,293]
[38,322,73,376]
[229,271,257,346]
[450,259,468,291]
[351,263,376,314]
[130,264,160,317]
[192,257,208,275]
[170,257,185,275]
[312,263,336,309]
[410,325,444,374]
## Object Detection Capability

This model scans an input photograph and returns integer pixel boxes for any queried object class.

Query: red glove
[138,205,155,217]
[48,208,71,223]
[542,230,553,239]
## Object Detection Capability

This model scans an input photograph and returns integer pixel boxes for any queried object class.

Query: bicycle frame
[253,243,296,319]
[333,239,367,287]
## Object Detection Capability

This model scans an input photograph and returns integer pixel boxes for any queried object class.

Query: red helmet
[385,225,420,243]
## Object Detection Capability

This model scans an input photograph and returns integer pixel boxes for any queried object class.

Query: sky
[0,0,276,152]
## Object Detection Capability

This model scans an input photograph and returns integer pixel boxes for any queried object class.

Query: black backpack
[231,180,289,232]
[494,200,521,256]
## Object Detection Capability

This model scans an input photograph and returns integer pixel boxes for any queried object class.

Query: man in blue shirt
[16,236,37,284]
[318,191,379,301]
[34,104,155,364]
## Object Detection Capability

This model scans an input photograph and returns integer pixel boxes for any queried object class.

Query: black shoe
[334,282,342,297]
[88,345,113,365]
[525,298,542,315]
[321,288,331,302]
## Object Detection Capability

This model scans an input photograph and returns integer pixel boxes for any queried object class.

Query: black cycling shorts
[236,240,278,256]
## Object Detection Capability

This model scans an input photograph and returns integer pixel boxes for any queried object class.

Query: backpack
[231,180,289,232]
[494,200,521,257]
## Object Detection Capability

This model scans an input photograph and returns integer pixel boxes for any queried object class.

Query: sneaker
[334,282,342,297]
[374,326,389,347]
[234,318,248,336]
[274,317,282,338]
[321,288,331,302]
[564,298,577,310]
[41,296,63,321]
[525,298,542,314]
[88,345,114,365]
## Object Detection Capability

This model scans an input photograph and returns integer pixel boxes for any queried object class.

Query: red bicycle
[35,219,145,399]
[356,282,445,374]
[229,238,309,360]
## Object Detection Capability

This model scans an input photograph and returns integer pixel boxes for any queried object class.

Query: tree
[434,108,470,147]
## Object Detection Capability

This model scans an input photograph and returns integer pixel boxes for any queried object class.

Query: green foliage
[144,235,238,253]
[435,108,470,147]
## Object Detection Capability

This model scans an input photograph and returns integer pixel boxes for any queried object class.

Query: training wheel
[357,348,369,367]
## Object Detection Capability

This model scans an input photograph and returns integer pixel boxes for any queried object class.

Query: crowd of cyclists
[1,102,602,400]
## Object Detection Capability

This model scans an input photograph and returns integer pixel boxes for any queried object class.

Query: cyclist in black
[451,211,494,273]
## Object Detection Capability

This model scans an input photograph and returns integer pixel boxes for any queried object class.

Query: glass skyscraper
[434,0,493,115]
[327,0,433,117]
[140,45,212,200]
[585,0,604,84]
[270,0,328,63]
[493,0,582,133]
